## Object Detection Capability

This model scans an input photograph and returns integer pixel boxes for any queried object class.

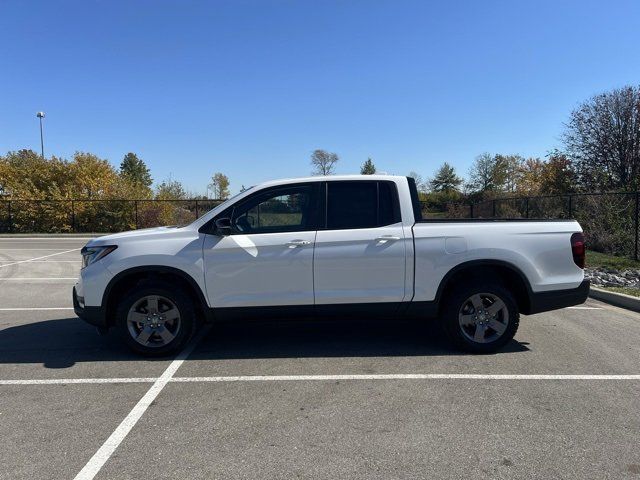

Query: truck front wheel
[115,281,196,356]
[441,281,520,353]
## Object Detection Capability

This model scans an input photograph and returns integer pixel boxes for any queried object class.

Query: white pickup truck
[74,175,589,355]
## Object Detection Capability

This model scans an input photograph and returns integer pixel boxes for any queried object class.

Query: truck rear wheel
[441,281,519,353]
[115,281,196,356]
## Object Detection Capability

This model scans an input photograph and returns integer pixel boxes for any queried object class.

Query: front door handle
[286,240,311,248]
[375,235,400,242]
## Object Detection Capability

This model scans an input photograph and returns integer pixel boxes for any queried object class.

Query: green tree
[428,162,462,192]
[1,148,166,231]
[495,154,523,193]
[517,157,545,195]
[467,153,494,192]
[540,151,576,194]
[119,152,152,188]
[0,150,74,231]
[208,172,230,199]
[156,178,187,200]
[360,158,376,174]
[69,152,120,198]
[310,149,339,175]
[0,149,64,198]
[466,153,514,194]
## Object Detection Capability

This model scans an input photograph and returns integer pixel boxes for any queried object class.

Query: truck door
[313,180,407,306]
[203,183,321,308]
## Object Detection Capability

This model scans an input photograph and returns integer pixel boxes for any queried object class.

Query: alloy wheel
[458,292,509,344]
[126,295,182,348]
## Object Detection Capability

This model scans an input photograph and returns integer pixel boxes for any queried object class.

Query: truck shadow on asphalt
[0,317,529,369]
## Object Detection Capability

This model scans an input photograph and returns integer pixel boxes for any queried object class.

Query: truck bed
[410,220,585,302]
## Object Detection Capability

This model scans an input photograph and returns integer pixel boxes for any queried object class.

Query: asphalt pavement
[0,236,639,479]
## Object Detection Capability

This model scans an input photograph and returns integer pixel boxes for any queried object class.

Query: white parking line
[0,307,74,311]
[0,378,156,385]
[567,306,603,310]
[173,374,640,381]
[3,373,640,386]
[0,238,94,240]
[0,260,81,263]
[0,277,77,281]
[72,327,210,480]
[0,248,80,268]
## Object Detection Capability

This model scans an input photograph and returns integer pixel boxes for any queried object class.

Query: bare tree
[407,171,426,193]
[310,149,339,175]
[563,85,640,191]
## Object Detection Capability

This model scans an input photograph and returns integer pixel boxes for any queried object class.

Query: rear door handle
[286,240,311,248]
[375,235,400,242]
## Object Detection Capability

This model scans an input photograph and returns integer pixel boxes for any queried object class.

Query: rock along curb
[589,286,640,313]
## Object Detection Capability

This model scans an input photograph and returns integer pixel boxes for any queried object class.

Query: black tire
[441,280,519,353]
[115,281,196,356]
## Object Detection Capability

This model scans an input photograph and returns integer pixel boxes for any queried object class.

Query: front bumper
[526,279,590,315]
[73,286,107,327]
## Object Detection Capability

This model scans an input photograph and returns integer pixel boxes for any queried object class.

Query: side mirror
[214,217,232,236]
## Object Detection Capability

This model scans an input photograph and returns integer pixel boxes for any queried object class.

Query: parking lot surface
[1,236,639,479]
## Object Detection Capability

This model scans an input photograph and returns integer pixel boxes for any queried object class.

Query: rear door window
[326,181,399,230]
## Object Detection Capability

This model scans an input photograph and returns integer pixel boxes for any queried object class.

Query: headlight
[81,245,117,269]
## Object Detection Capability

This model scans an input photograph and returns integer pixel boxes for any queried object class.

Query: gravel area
[585,267,640,289]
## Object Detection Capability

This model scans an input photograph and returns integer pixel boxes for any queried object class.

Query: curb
[589,286,640,313]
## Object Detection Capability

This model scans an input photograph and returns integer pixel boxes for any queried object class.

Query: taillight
[571,232,585,269]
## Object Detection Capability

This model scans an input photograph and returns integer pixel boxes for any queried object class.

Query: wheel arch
[434,260,533,315]
[102,266,210,327]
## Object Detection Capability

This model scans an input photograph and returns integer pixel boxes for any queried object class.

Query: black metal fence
[421,192,639,261]
[0,199,225,234]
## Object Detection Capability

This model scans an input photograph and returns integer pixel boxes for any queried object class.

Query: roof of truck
[256,174,406,188]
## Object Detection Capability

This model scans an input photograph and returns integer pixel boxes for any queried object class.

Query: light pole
[36,111,45,158]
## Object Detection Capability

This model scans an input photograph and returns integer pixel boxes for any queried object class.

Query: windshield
[191,187,255,224]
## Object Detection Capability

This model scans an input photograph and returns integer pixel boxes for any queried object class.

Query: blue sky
[2,0,639,195]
